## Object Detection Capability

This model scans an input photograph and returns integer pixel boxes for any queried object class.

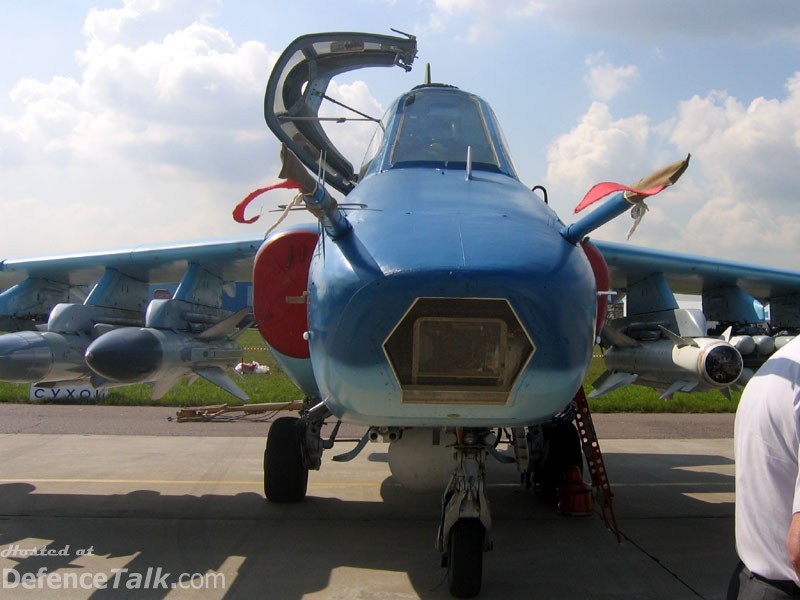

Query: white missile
[592,330,743,399]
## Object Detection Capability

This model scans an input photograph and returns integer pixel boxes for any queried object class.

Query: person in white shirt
[729,335,800,599]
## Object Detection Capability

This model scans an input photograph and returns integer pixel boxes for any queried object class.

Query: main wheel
[264,416,308,502]
[447,518,485,598]
[533,421,582,506]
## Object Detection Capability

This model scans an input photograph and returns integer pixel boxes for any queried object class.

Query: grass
[0,332,739,413]
[0,330,304,407]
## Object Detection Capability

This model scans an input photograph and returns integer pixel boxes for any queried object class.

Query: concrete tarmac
[0,405,737,599]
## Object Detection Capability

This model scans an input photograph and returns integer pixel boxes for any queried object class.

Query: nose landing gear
[437,428,493,598]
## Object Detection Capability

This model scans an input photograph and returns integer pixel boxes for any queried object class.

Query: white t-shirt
[735,335,800,584]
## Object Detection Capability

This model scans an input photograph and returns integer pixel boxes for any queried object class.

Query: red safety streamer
[233,179,302,224]
[573,182,668,214]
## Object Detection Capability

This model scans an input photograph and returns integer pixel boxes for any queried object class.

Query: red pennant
[233,179,302,224]
[573,182,667,214]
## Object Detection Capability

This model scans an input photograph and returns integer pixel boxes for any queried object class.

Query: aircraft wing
[590,239,800,399]
[0,233,269,400]
[0,234,263,290]
[596,239,800,300]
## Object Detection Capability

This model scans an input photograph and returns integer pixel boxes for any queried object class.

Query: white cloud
[545,101,651,201]
[1,6,276,254]
[665,76,800,265]
[81,0,223,49]
[425,0,545,42]
[584,53,639,102]
[320,80,387,168]
[545,70,800,269]
[0,3,396,256]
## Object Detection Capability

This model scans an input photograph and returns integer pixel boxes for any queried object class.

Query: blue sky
[1,0,799,270]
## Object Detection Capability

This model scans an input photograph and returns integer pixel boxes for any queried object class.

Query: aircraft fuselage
[296,88,599,427]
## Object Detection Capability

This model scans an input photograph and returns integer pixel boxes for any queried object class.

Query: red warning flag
[573,154,691,214]
[573,182,667,214]
[233,179,302,224]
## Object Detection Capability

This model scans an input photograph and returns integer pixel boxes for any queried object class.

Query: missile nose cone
[0,332,53,382]
[86,328,162,382]
[704,344,743,386]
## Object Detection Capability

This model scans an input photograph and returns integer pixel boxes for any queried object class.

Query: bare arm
[788,512,800,580]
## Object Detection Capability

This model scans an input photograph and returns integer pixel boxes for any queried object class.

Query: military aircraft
[2,31,800,597]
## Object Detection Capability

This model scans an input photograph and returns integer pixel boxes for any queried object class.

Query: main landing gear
[263,416,308,502]
[263,403,331,503]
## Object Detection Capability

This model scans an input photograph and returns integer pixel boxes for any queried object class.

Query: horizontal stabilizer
[194,366,250,402]
[589,370,639,398]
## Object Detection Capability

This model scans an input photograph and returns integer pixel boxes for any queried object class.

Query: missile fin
[589,370,639,398]
[600,325,640,349]
[659,326,698,348]
[194,366,250,402]
[34,378,88,388]
[196,308,253,341]
[659,379,698,400]
[150,374,183,400]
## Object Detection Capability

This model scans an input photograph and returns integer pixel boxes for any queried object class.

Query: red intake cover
[580,240,610,336]
[253,229,319,359]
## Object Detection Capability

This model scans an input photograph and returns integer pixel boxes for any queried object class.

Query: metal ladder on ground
[572,386,622,542]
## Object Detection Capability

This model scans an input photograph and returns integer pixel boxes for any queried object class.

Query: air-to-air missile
[84,306,252,401]
[591,321,744,399]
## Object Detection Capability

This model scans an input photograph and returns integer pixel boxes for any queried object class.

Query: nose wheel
[446,518,485,598]
[437,428,492,598]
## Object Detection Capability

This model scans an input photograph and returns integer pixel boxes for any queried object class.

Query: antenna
[424,63,431,85]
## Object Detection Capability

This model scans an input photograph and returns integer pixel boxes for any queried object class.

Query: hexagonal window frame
[383,297,535,405]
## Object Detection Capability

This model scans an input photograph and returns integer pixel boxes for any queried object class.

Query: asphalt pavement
[0,404,737,599]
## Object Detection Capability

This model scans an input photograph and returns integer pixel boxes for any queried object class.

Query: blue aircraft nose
[0,332,54,382]
[85,328,162,382]
[304,170,599,426]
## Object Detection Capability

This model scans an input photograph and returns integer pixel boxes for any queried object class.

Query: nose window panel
[384,298,535,405]
[413,317,507,386]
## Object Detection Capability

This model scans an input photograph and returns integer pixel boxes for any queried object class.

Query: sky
[1,0,799,272]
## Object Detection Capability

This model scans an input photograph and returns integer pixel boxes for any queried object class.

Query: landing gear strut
[437,428,492,598]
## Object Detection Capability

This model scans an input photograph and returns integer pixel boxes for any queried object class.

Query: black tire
[447,518,485,598]
[264,416,308,502]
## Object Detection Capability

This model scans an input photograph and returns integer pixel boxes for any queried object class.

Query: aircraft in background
[2,31,800,597]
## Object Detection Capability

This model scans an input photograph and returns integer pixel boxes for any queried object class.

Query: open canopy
[264,32,417,195]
